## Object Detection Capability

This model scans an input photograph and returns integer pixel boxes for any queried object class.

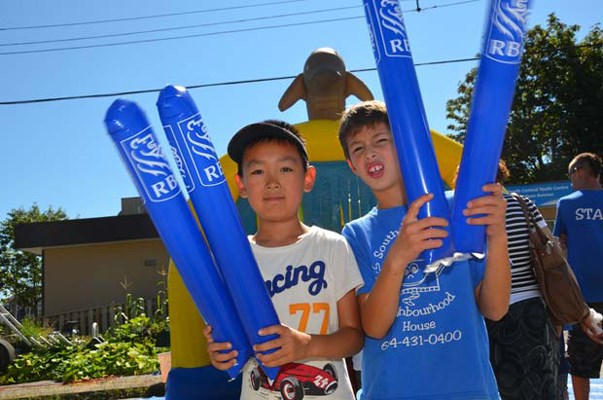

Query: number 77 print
[290,303,330,335]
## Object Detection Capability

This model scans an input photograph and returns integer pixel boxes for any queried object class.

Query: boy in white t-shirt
[204,120,364,400]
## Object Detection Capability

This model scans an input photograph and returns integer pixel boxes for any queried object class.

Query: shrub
[0,315,166,384]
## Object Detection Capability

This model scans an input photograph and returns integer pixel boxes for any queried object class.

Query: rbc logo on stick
[164,126,195,193]
[178,114,225,187]
[372,0,411,58]
[121,129,180,203]
[486,0,530,64]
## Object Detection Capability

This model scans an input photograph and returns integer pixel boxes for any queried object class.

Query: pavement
[1,367,602,399]
[0,374,162,400]
[568,378,603,399]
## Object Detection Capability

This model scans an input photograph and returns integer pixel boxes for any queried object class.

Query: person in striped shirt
[484,160,560,400]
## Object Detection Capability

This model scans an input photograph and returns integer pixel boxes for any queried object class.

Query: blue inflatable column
[362,0,454,268]
[451,0,533,254]
[104,99,251,378]
[157,86,281,379]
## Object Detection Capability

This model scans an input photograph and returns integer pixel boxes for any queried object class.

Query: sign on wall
[505,181,573,207]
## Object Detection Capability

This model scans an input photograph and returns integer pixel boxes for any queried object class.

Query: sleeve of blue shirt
[342,224,373,296]
[469,257,486,289]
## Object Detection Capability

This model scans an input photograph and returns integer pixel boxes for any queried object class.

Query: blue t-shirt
[553,190,603,302]
[343,206,499,400]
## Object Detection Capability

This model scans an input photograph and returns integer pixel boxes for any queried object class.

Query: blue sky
[0,0,601,222]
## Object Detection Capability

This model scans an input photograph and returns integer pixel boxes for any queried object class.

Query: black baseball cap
[227,121,309,165]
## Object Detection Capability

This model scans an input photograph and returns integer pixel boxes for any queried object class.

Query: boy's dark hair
[338,100,390,160]
[228,119,308,176]
[570,152,602,178]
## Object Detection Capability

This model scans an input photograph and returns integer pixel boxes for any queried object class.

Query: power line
[0,57,480,105]
[0,16,363,55]
[0,0,308,31]
[0,6,359,47]
[0,0,482,56]
[0,0,422,32]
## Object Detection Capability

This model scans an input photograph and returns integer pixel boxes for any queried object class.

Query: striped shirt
[505,193,545,304]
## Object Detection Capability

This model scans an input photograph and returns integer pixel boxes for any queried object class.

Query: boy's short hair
[227,119,308,175]
[570,152,602,178]
[338,100,390,160]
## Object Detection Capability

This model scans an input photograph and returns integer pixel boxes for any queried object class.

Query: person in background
[485,160,559,400]
[554,152,603,400]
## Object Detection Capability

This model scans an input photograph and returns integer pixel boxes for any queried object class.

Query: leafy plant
[19,317,52,339]
[0,315,166,385]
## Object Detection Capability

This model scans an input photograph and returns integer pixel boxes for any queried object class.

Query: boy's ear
[346,159,358,175]
[234,174,248,198]
[303,165,317,193]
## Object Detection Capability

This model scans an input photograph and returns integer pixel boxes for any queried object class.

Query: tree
[0,205,67,317]
[446,14,603,183]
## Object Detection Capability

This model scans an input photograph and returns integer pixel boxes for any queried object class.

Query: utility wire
[0,0,421,31]
[0,16,361,56]
[0,57,480,105]
[0,6,359,47]
[0,0,481,56]
[0,0,308,31]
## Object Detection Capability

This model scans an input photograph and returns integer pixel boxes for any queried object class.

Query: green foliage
[113,293,169,331]
[110,315,168,345]
[19,317,53,340]
[0,315,167,385]
[113,294,146,326]
[0,341,159,384]
[3,316,55,349]
[446,14,603,183]
[0,204,67,315]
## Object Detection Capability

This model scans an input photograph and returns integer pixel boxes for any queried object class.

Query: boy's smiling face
[346,122,404,206]
[235,140,315,224]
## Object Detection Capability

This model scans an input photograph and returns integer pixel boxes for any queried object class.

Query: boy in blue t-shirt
[338,101,511,400]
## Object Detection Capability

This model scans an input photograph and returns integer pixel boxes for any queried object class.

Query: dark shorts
[567,302,603,379]
[487,297,559,400]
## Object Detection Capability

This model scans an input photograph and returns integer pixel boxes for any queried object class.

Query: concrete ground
[0,374,162,400]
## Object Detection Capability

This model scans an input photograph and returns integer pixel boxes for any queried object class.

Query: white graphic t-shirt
[240,226,363,400]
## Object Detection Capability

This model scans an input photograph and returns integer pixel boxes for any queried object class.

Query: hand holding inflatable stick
[451,0,533,254]
[362,0,455,270]
[157,86,281,380]
[104,99,251,378]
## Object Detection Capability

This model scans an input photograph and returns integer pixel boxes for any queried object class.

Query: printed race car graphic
[250,362,339,400]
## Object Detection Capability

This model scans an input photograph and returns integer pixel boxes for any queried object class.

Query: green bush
[20,317,53,339]
[0,315,168,384]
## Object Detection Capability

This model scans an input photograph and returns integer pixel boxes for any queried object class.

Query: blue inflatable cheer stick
[451,0,533,254]
[104,99,251,378]
[157,86,281,380]
[362,0,454,270]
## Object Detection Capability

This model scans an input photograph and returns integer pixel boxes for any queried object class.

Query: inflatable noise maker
[362,0,457,271]
[103,100,252,379]
[451,0,533,254]
[156,85,281,380]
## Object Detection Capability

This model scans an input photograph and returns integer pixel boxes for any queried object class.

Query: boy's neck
[253,219,310,247]
[375,184,407,209]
